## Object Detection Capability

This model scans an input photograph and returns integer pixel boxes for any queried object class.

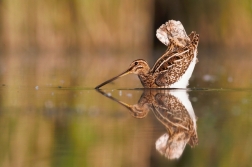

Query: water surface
[0,86,252,167]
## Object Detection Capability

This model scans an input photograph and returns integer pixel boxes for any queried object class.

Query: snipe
[95,21,199,89]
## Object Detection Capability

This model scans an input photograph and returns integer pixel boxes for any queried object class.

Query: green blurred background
[0,0,252,88]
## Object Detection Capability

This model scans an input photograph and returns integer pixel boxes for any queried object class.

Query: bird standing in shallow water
[95,23,199,89]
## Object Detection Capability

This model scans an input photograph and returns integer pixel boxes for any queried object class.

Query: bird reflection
[96,89,198,160]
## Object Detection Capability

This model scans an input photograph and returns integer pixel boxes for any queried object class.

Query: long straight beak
[95,68,131,89]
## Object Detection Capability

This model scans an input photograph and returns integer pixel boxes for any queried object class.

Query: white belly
[169,50,197,88]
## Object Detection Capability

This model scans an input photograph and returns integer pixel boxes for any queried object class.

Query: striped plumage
[95,31,199,89]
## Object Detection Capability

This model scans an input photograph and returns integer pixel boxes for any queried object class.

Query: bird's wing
[151,31,197,74]
[151,48,189,73]
[151,32,199,87]
[150,47,191,86]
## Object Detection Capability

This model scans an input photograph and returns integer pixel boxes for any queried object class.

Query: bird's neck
[138,71,155,88]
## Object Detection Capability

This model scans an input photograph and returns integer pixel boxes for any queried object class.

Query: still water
[0,86,252,167]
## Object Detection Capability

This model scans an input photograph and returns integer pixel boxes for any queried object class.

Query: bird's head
[95,59,150,89]
[127,59,150,75]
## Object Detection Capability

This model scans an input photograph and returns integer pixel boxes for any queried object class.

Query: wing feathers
[151,32,199,87]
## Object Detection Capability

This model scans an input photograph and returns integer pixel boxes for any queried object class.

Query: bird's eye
[135,62,138,65]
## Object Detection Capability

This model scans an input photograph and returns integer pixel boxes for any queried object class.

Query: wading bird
[95,28,199,89]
